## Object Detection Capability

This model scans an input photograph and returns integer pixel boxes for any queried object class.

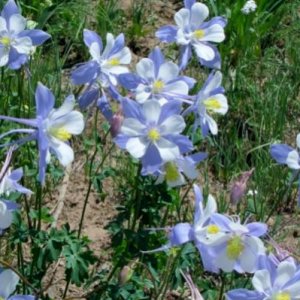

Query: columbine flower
[0,83,84,182]
[226,257,300,300]
[71,29,131,108]
[0,0,50,69]
[154,152,207,187]
[143,184,219,273]
[118,47,195,104]
[270,134,300,170]
[114,99,193,173]
[205,214,267,273]
[183,71,228,136]
[156,1,226,70]
[241,0,257,15]
[0,269,34,300]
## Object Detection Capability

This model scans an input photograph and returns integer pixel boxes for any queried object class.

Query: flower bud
[118,265,134,285]
[230,168,254,205]
[110,111,124,137]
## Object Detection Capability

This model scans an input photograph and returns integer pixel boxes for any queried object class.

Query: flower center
[274,292,291,300]
[165,162,180,182]
[193,29,205,39]
[148,128,160,142]
[226,236,244,260]
[107,58,120,66]
[49,127,72,141]
[203,98,222,110]
[0,36,11,47]
[152,80,165,93]
[207,224,220,234]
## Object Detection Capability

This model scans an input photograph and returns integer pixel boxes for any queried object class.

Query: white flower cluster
[241,0,257,14]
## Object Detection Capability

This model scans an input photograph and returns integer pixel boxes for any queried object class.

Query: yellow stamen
[108,58,120,66]
[0,36,11,46]
[193,29,205,39]
[207,224,220,234]
[152,80,165,93]
[226,236,244,260]
[165,162,180,182]
[148,128,160,141]
[50,127,72,141]
[203,98,222,110]
[275,293,291,300]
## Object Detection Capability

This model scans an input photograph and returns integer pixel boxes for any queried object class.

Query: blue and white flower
[0,0,50,69]
[118,47,195,104]
[0,83,84,182]
[156,1,226,69]
[184,70,228,136]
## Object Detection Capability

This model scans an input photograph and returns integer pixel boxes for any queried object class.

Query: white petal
[286,150,300,169]
[102,33,115,58]
[296,133,300,149]
[49,95,75,120]
[252,270,272,293]
[205,114,218,135]
[105,65,129,75]
[0,47,9,66]
[165,81,189,96]
[239,237,260,273]
[180,159,198,179]
[111,47,131,64]
[215,249,235,272]
[49,138,74,166]
[0,201,12,229]
[193,43,215,61]
[204,94,228,114]
[9,14,26,34]
[174,8,190,29]
[287,280,300,297]
[201,24,225,43]
[0,17,8,32]
[136,84,152,103]
[190,3,209,28]
[121,118,145,136]
[89,42,101,63]
[274,261,296,289]
[143,100,161,124]
[158,62,179,82]
[156,138,180,161]
[52,111,84,135]
[160,115,185,135]
[0,269,19,298]
[176,28,190,45]
[126,137,148,158]
[13,36,32,54]
[136,58,155,81]
[203,195,217,220]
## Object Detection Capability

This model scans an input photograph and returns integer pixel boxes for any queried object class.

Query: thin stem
[218,273,226,300]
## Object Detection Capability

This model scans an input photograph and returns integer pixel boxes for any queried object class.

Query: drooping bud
[230,168,254,205]
[118,265,134,285]
[110,111,124,137]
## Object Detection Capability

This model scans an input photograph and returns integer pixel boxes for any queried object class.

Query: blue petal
[35,83,55,119]
[158,100,182,123]
[179,45,192,71]
[83,29,102,51]
[78,88,99,109]
[18,30,50,45]
[226,290,264,300]
[270,144,294,164]
[8,48,27,70]
[118,73,141,90]
[184,0,196,9]
[71,61,99,85]
[155,25,177,43]
[108,33,125,57]
[121,98,145,121]
[169,223,193,246]
[164,134,193,154]
[97,93,113,121]
[1,0,19,21]
[246,222,268,237]
[149,47,164,77]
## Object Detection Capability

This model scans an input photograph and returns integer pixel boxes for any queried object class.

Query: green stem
[218,273,226,300]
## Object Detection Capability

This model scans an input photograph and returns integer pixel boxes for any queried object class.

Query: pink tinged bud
[181,271,204,300]
[118,265,134,285]
[230,168,254,205]
[110,111,124,137]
